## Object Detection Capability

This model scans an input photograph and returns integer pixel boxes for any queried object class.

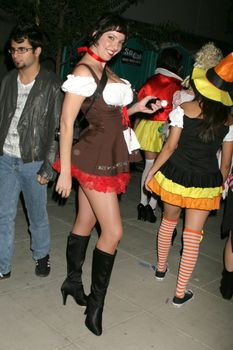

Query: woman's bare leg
[80,187,122,254]
[163,202,182,221]
[72,186,97,236]
[184,208,210,233]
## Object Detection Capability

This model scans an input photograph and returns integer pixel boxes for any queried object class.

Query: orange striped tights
[157,218,202,298]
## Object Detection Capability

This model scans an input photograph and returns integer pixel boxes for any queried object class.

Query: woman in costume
[135,48,183,223]
[220,167,233,300]
[145,52,233,307]
[173,42,223,108]
[53,13,161,335]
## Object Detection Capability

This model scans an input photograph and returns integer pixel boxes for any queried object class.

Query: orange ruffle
[148,177,221,210]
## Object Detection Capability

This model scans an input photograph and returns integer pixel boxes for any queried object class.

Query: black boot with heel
[85,247,116,336]
[61,233,90,306]
[145,204,157,223]
[137,203,146,221]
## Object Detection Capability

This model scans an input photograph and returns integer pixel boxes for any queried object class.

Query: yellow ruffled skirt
[135,119,164,153]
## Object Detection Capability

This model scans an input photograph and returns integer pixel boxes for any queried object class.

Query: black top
[159,116,229,188]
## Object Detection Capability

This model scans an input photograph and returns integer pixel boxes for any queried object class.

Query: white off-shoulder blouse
[62,75,133,106]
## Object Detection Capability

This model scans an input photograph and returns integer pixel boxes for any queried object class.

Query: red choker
[77,46,106,63]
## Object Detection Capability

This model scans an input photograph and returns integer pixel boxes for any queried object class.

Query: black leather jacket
[0,67,63,180]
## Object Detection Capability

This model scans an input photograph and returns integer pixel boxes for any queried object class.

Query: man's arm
[37,85,64,182]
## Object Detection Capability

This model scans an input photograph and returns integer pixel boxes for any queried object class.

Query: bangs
[89,14,129,44]
[106,24,128,36]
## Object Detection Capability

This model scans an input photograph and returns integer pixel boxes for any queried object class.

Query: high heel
[61,279,87,306]
[61,233,90,306]
[145,204,157,223]
[61,289,68,305]
[137,203,146,220]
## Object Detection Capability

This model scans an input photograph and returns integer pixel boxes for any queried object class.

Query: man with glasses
[0,22,63,279]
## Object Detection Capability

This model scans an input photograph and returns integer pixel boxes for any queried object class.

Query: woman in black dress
[145,52,233,307]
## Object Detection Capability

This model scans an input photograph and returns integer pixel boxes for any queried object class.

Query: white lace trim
[154,67,182,81]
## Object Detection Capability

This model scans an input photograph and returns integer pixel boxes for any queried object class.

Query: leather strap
[76,63,108,115]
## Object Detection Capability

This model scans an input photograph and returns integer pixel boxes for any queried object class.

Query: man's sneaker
[172,290,194,307]
[155,268,168,281]
[35,254,50,277]
[0,271,11,280]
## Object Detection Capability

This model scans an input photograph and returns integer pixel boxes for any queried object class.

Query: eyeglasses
[8,47,34,55]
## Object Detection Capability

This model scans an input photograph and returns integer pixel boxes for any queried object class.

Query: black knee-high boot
[85,247,116,336]
[220,269,233,300]
[61,233,90,306]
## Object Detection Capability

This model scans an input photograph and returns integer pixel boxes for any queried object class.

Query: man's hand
[37,175,49,185]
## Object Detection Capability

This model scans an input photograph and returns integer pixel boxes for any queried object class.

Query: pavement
[0,164,232,350]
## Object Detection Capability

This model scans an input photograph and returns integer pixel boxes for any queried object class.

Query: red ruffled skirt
[53,159,131,194]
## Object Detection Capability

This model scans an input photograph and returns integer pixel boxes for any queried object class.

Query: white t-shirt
[3,77,35,158]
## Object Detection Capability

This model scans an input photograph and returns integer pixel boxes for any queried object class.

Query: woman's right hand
[55,173,72,198]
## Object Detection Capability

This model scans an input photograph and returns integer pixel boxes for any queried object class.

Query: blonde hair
[194,42,223,69]
[182,42,223,88]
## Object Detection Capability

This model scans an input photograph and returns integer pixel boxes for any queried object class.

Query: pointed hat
[191,52,233,106]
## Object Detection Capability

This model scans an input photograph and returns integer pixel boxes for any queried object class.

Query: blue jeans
[0,154,51,274]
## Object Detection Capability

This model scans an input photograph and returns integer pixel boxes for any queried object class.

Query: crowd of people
[0,13,232,336]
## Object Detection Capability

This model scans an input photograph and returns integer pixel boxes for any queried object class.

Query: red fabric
[76,47,106,62]
[53,159,131,194]
[137,73,182,122]
[226,173,233,190]
[122,106,130,127]
[77,46,106,62]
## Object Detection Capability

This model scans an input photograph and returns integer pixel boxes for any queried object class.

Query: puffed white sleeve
[169,106,184,128]
[172,90,194,108]
[223,124,233,141]
[61,75,97,96]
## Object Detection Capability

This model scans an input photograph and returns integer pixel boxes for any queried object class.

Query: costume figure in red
[135,48,183,223]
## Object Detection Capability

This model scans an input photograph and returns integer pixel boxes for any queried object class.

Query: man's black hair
[9,21,43,49]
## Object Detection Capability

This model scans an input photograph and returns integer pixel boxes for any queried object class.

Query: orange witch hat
[192,52,233,106]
